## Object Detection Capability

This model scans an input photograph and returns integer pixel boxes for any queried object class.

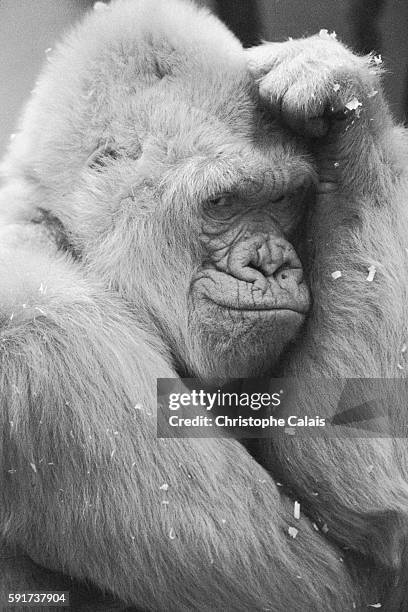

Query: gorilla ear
[87,144,120,171]
[152,51,174,80]
[86,137,143,171]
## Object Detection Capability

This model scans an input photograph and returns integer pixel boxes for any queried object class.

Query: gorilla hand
[246,34,393,197]
[247,33,382,136]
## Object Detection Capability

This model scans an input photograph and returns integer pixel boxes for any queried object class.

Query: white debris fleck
[312,522,319,531]
[294,501,301,520]
[221,518,226,524]
[9,312,14,321]
[345,97,362,111]
[322,523,329,534]
[30,462,37,473]
[331,270,342,280]
[367,464,374,473]
[9,133,16,141]
[402,343,407,354]
[334,161,340,168]
[169,527,176,540]
[333,83,340,92]
[319,29,337,39]
[161,500,169,506]
[276,482,283,487]
[368,90,378,98]
[284,426,296,435]
[110,449,116,459]
[368,605,382,609]
[45,47,52,54]
[93,1,108,10]
[373,54,382,65]
[160,483,169,491]
[397,363,404,371]
[7,469,17,474]
[366,265,377,282]
[288,526,298,538]
[134,403,143,410]
[39,282,47,294]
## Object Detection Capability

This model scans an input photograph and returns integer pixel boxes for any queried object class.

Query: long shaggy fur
[0,0,408,610]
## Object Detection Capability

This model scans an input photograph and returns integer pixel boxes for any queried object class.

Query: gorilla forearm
[0,245,359,610]
[250,34,408,595]
[304,125,408,376]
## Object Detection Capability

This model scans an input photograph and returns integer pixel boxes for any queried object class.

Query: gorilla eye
[204,194,235,220]
[207,195,231,207]
[271,195,285,203]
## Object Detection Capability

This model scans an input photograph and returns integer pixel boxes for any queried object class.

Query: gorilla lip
[204,297,309,315]
[194,270,310,314]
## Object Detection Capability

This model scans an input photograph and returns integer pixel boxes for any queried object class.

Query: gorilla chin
[189,297,309,379]
[188,313,306,379]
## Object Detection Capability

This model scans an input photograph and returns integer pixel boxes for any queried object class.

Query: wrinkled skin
[190,163,312,377]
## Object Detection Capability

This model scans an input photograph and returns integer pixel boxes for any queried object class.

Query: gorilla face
[188,150,313,379]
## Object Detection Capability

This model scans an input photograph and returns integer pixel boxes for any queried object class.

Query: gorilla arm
[0,229,361,611]
[248,34,408,595]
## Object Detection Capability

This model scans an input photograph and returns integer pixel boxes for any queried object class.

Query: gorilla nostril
[276,266,304,286]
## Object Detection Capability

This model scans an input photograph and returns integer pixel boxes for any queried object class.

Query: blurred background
[1,0,408,156]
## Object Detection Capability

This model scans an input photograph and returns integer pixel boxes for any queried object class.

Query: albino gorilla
[1,0,408,610]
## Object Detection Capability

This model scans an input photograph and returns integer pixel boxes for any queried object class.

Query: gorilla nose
[228,235,304,290]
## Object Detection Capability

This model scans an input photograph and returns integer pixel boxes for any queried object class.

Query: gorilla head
[1,0,314,379]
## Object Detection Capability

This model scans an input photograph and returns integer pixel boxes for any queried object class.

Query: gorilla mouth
[206,298,308,315]
[193,269,310,315]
